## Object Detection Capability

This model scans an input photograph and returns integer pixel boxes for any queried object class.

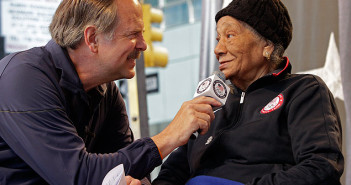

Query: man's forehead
[116,0,140,6]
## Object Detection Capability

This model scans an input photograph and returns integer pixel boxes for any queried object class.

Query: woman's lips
[219,60,230,70]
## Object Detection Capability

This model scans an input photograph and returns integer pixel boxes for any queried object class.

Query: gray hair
[49,0,118,49]
[240,20,285,70]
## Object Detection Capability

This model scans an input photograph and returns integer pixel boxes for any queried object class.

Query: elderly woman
[152,0,344,184]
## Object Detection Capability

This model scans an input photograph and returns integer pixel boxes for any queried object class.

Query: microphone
[192,71,229,138]
[193,71,229,106]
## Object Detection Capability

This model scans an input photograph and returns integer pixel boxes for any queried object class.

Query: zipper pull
[240,92,245,104]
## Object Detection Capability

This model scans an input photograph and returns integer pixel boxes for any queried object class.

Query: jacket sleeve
[0,61,162,185]
[152,144,191,185]
[247,76,344,185]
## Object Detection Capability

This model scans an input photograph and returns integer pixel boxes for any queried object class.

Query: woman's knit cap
[215,0,293,49]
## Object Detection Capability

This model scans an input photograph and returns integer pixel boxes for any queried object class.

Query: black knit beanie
[215,0,293,50]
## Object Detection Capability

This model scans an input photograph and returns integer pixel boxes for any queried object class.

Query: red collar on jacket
[273,56,289,77]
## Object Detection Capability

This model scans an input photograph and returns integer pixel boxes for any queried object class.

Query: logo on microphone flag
[213,80,227,99]
[197,78,212,94]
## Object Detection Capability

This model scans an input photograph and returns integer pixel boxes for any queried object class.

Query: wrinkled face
[215,16,269,90]
[97,0,146,80]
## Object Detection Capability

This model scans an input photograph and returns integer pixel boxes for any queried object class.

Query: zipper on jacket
[234,92,245,125]
[240,92,245,104]
[219,91,246,133]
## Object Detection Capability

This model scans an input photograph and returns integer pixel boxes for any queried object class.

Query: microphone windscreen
[212,71,226,82]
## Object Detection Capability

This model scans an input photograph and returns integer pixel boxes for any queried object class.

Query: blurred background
[0,0,349,184]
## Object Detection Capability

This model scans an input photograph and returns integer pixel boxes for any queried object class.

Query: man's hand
[151,96,221,158]
[126,176,141,185]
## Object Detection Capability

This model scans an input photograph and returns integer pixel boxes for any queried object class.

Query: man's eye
[227,34,234,38]
[128,32,141,39]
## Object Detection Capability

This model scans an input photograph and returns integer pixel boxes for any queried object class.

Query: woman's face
[215,16,271,90]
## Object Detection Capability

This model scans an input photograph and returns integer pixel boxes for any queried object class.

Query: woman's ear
[262,40,274,59]
[84,26,99,53]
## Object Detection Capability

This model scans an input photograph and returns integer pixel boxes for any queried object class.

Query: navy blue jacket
[0,40,162,185]
[153,58,344,185]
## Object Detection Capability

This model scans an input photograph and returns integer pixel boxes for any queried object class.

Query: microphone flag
[193,71,229,106]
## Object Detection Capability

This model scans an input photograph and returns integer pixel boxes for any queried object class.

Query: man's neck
[67,47,102,92]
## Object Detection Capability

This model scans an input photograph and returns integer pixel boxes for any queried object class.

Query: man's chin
[125,71,136,79]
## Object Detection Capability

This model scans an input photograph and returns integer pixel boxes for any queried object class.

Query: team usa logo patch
[213,80,227,99]
[260,94,284,114]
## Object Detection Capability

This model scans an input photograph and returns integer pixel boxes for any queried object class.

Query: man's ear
[84,26,98,53]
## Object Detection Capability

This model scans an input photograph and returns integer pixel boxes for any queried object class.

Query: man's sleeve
[152,144,191,185]
[247,76,344,185]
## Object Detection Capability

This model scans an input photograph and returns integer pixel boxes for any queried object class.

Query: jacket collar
[45,40,84,93]
[232,57,292,93]
[45,40,107,101]
[271,56,291,77]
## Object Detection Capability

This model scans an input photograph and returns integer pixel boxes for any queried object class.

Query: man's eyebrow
[125,29,142,36]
